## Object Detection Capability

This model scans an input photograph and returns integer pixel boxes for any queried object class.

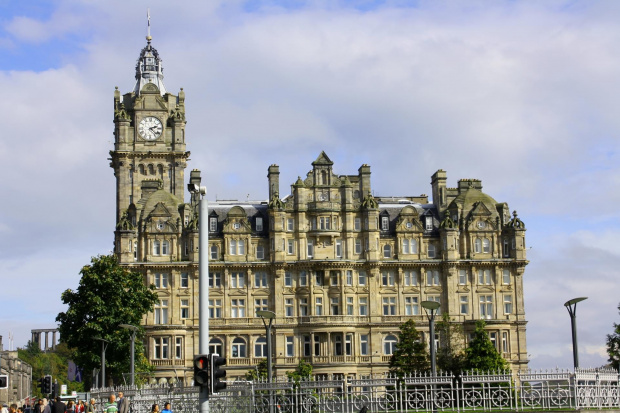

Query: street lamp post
[421,300,440,413]
[119,324,139,386]
[257,310,276,413]
[188,183,209,413]
[93,338,108,388]
[564,297,587,369]
[256,310,276,383]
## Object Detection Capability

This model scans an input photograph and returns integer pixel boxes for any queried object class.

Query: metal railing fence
[90,368,619,413]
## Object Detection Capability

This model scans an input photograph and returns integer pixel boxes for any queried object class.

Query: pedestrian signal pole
[189,183,209,413]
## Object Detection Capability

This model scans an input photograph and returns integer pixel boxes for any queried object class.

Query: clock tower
[110,32,190,264]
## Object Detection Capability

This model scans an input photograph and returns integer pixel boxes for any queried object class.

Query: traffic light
[43,375,52,394]
[209,353,227,394]
[37,377,45,392]
[193,354,210,387]
[0,375,7,389]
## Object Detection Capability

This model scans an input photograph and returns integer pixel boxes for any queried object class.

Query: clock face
[138,116,163,140]
[477,220,487,229]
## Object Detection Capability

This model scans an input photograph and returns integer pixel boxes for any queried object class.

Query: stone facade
[0,348,32,406]
[111,37,529,384]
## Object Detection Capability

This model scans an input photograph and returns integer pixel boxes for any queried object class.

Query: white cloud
[2,0,620,369]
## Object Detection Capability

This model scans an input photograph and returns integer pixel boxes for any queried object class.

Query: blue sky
[1,0,619,370]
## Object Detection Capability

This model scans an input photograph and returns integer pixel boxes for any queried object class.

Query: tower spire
[147,8,151,42]
[134,9,166,96]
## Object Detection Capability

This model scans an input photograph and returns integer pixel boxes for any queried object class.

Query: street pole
[257,310,276,413]
[421,301,440,413]
[94,338,108,388]
[190,184,209,413]
[119,324,139,386]
[564,297,587,369]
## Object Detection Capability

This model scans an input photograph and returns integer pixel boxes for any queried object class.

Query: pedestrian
[51,398,66,413]
[86,400,95,413]
[161,403,171,413]
[103,395,117,413]
[116,393,128,413]
[41,399,50,413]
[150,404,159,413]
[76,401,84,413]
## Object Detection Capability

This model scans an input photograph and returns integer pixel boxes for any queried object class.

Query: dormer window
[256,217,263,232]
[209,217,217,232]
[425,216,433,230]
[381,216,389,231]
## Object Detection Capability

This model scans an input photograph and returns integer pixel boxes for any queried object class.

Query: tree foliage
[286,359,313,383]
[56,254,158,387]
[245,359,269,381]
[18,342,84,397]
[606,303,620,371]
[389,319,429,376]
[436,313,467,375]
[464,320,508,372]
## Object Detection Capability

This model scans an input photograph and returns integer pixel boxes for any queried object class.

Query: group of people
[102,392,172,413]
[32,398,96,413]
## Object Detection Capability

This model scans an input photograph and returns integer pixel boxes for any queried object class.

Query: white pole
[198,189,210,413]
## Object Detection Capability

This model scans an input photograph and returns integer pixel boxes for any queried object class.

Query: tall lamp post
[421,301,441,376]
[256,310,276,383]
[119,324,139,386]
[257,310,276,413]
[564,297,587,369]
[422,301,440,413]
[93,337,108,388]
[188,183,209,413]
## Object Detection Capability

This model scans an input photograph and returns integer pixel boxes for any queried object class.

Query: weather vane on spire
[146,8,152,42]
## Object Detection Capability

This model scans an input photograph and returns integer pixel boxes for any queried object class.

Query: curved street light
[564,297,587,369]
[120,324,139,385]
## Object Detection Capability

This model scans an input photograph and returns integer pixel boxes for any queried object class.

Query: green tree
[286,359,313,383]
[436,313,467,375]
[606,303,620,371]
[389,319,429,376]
[246,359,269,381]
[56,254,158,387]
[464,320,508,372]
[18,342,84,397]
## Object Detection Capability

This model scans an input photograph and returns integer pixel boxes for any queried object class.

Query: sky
[1,0,619,370]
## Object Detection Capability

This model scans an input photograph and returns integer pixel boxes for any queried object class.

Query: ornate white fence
[90,368,619,413]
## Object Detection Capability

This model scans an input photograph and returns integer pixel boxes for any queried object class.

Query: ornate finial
[146,8,152,42]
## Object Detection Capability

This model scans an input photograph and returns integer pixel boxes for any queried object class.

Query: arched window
[161,240,169,255]
[402,239,409,254]
[482,238,490,253]
[474,238,482,253]
[148,164,155,175]
[254,337,267,357]
[139,164,146,175]
[209,338,223,356]
[384,335,398,355]
[230,240,237,255]
[427,244,436,258]
[153,240,160,255]
[411,239,418,254]
[232,337,246,358]
[157,164,164,179]
[210,245,218,259]
[383,245,391,258]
